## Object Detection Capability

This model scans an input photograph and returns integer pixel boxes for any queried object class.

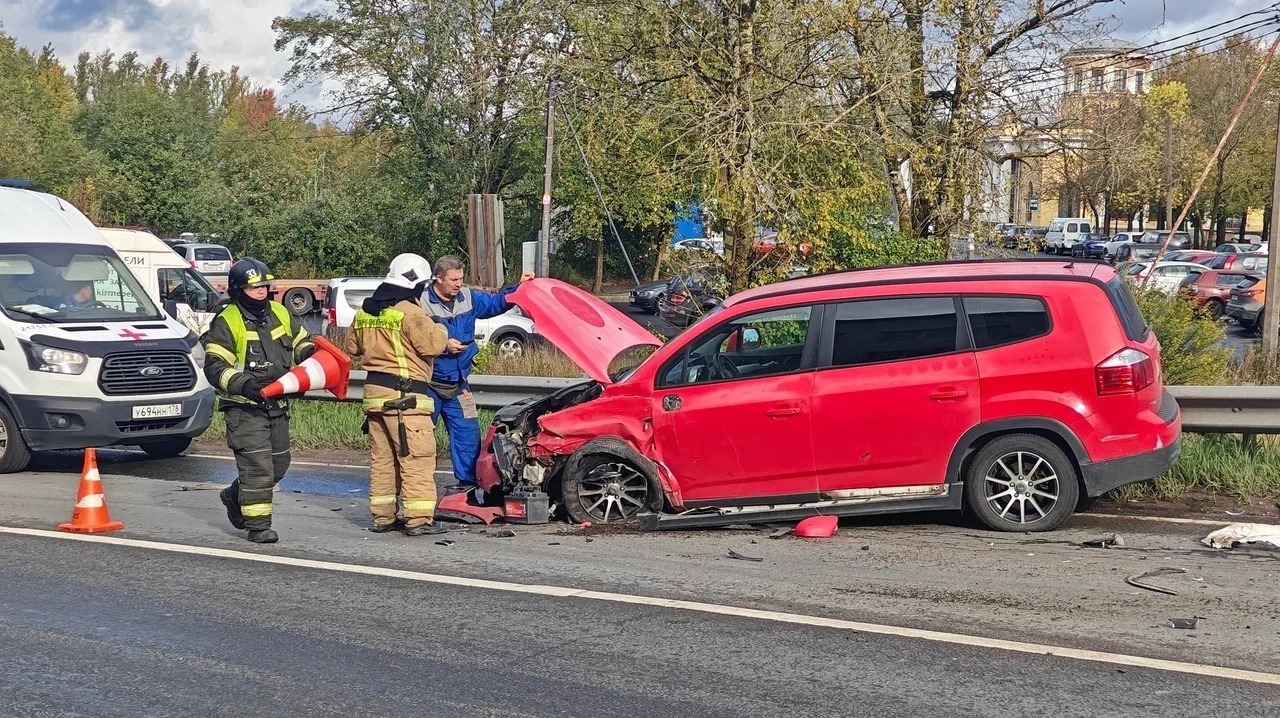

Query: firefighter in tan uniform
[345,254,450,535]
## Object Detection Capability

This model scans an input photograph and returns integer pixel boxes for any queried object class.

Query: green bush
[1133,286,1231,385]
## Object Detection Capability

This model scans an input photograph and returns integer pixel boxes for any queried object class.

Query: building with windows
[979,40,1154,230]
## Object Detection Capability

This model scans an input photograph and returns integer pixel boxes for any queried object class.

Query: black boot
[220,483,245,530]
[404,523,449,536]
[247,529,279,544]
[369,521,400,533]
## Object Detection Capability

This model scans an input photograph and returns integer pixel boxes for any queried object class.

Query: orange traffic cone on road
[58,448,124,533]
[260,336,352,401]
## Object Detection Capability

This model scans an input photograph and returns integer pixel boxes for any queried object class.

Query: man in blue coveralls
[422,255,534,499]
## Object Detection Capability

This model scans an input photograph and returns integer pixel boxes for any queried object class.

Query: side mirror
[162,299,180,319]
[741,327,761,351]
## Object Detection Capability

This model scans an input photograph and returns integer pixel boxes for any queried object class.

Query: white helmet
[384,253,432,289]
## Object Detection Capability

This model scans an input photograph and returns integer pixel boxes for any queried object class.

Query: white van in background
[0,184,215,471]
[1045,217,1093,255]
[99,228,225,335]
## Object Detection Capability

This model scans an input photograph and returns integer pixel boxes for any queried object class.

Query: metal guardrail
[309,377,1278,435]
[1167,386,1280,435]
[305,371,582,409]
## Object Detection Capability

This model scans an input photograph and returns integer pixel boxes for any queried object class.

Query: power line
[989,15,1280,104]
[990,22,1280,109]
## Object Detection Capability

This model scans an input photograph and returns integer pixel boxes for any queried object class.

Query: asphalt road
[1,454,1278,716]
[3,532,1277,718]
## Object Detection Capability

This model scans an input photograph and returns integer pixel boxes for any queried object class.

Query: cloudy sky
[0,0,1275,110]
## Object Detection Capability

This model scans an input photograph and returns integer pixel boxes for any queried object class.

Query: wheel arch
[559,436,668,512]
[948,418,1088,492]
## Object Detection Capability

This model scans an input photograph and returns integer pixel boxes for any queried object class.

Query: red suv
[481,260,1182,532]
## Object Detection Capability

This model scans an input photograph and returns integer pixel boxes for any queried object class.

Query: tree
[848,0,1115,241]
[274,0,558,260]
[1164,40,1278,244]
[0,33,95,202]
[563,0,880,292]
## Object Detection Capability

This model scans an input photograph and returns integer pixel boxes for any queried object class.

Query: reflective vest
[352,307,417,410]
[211,301,295,405]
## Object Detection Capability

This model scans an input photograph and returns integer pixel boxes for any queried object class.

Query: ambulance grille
[99,352,197,396]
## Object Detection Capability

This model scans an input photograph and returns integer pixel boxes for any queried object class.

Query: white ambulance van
[0,184,215,471]
[99,227,224,335]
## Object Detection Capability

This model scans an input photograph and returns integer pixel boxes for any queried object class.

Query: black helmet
[228,258,273,297]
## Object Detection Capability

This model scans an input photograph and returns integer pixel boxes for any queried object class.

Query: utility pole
[1164,114,1174,232]
[537,76,555,277]
[1262,100,1280,358]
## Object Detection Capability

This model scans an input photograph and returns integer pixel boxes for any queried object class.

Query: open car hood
[508,279,663,383]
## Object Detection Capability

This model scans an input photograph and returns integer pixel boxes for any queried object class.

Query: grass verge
[199,402,495,455]
[1110,432,1280,502]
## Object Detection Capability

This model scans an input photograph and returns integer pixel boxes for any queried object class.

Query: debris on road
[768,528,791,540]
[489,529,516,538]
[1126,567,1188,596]
[1081,534,1124,549]
[861,545,871,551]
[794,515,838,538]
[727,549,763,562]
[435,540,455,547]
[1167,617,1199,630]
[1202,523,1280,550]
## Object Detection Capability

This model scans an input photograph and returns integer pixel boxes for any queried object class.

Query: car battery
[504,490,550,524]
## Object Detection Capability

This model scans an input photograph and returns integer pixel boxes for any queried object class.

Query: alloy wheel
[982,450,1061,526]
[577,461,650,522]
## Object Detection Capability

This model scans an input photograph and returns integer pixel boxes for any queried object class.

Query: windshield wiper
[5,307,57,323]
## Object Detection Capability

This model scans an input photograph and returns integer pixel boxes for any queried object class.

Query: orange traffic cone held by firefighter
[260,336,351,401]
[58,448,124,533]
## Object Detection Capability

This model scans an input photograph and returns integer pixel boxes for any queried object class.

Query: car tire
[283,288,315,316]
[0,402,32,473]
[963,434,1079,532]
[648,294,663,314]
[1205,299,1226,320]
[560,438,663,524]
[139,436,193,458]
[494,333,525,358]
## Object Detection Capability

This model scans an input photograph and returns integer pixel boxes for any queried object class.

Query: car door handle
[765,406,802,417]
[930,387,969,400]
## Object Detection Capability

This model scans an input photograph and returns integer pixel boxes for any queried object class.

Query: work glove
[240,378,267,402]
[299,344,317,361]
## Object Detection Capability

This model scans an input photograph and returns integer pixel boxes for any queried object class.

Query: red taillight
[669,293,688,306]
[1096,348,1155,396]
[1240,289,1262,297]
[327,306,337,326]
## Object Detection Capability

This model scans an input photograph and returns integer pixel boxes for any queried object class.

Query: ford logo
[139,366,165,377]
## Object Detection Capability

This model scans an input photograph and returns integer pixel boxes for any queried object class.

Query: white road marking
[1077,513,1232,528]
[2,525,1277,687]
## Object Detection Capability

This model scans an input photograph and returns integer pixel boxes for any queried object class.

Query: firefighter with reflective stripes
[344,253,450,535]
[205,258,315,544]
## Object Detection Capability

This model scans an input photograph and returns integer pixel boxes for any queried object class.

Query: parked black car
[628,280,670,314]
[659,271,724,327]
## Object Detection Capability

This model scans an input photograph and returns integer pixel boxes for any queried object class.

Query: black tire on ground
[647,294,663,314]
[0,402,32,473]
[560,438,663,524]
[963,433,1080,532]
[1206,299,1226,320]
[283,288,315,316]
[139,436,193,458]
